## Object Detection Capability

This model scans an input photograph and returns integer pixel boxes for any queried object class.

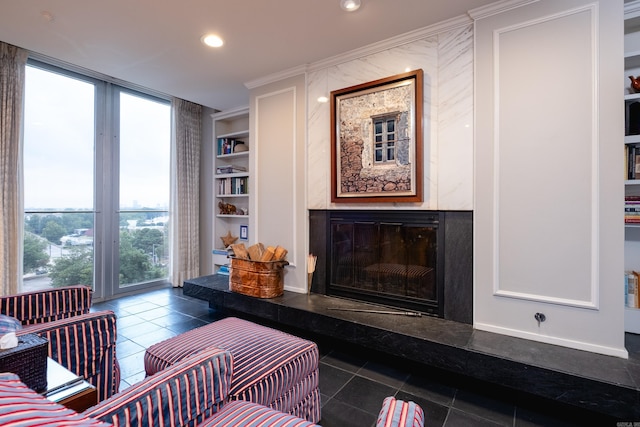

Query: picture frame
[239,224,248,240]
[330,69,423,203]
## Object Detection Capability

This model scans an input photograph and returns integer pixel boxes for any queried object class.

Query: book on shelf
[217,176,248,195]
[217,138,246,156]
[216,165,247,174]
[626,271,639,308]
[217,265,230,276]
[624,196,640,223]
[627,143,640,180]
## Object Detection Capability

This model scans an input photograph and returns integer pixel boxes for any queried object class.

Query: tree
[25,215,43,234]
[61,212,94,234]
[132,228,164,258]
[49,247,93,287]
[119,231,152,285]
[42,220,66,244]
[23,233,49,272]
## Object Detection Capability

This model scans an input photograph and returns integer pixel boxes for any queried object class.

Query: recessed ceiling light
[317,96,329,103]
[202,34,224,48]
[340,0,361,12]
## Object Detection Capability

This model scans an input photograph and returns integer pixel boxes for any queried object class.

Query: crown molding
[467,0,539,20]
[307,13,472,73]
[244,65,308,90]
[244,0,546,91]
[244,12,474,90]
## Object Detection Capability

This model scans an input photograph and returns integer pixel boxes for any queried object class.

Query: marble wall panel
[307,25,473,211]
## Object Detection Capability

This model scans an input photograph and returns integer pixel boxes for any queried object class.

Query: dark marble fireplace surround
[309,209,473,324]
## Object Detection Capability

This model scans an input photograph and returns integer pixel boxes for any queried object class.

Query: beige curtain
[170,98,202,287]
[0,42,27,296]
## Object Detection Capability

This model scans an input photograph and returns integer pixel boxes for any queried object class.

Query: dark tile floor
[91,287,619,427]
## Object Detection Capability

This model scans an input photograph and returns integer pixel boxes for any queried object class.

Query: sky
[23,65,170,211]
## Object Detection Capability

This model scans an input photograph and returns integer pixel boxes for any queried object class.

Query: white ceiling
[0,0,497,111]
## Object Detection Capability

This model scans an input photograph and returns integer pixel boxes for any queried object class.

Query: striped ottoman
[144,317,320,423]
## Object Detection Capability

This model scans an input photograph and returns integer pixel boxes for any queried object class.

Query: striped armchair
[0,286,120,401]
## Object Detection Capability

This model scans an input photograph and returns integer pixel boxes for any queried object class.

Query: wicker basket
[229,257,289,298]
[0,333,48,392]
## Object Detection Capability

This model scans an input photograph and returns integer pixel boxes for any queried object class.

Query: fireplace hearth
[309,209,473,324]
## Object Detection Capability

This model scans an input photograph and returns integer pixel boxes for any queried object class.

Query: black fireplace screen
[328,211,443,315]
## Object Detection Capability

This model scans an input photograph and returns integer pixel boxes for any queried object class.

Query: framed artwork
[239,225,248,240]
[330,69,423,203]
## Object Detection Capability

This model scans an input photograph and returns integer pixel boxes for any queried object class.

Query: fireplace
[309,210,473,324]
[328,211,443,316]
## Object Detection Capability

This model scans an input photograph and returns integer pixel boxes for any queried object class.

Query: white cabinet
[211,106,250,274]
[625,5,640,333]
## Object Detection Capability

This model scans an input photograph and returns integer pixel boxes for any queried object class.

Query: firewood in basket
[274,246,288,261]
[247,243,265,260]
[231,243,250,260]
[260,246,276,262]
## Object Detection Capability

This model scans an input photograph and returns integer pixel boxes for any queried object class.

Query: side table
[44,358,97,412]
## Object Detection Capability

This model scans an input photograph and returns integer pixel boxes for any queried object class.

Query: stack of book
[216,165,246,174]
[626,271,639,308]
[625,196,640,224]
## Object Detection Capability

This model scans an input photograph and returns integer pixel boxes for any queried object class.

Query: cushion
[84,347,233,427]
[376,396,424,427]
[0,314,21,334]
[0,372,111,427]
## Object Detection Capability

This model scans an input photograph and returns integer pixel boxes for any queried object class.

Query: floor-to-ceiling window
[116,91,170,289]
[22,60,171,298]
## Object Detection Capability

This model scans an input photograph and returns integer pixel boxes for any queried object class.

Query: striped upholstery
[84,347,233,427]
[200,400,319,427]
[144,317,321,423]
[0,372,111,427]
[17,310,120,402]
[376,396,424,427]
[0,285,92,326]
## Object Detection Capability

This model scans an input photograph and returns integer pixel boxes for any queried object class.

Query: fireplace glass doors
[328,211,443,315]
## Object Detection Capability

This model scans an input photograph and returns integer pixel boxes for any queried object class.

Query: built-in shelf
[212,106,250,275]
[625,9,640,333]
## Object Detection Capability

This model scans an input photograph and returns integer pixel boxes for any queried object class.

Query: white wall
[474,0,626,357]
[250,75,308,293]
[307,24,474,211]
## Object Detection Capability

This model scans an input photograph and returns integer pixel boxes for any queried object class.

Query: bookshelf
[625,5,640,333]
[212,106,250,275]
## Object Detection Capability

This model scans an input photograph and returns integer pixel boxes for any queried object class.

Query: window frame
[23,58,172,300]
[373,115,398,165]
